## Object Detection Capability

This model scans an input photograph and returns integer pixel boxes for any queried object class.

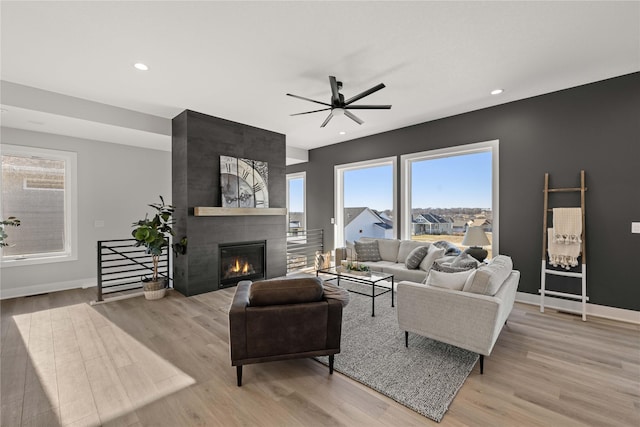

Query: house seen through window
[334,142,497,257]
[1,145,77,264]
[335,157,396,245]
[403,141,497,258]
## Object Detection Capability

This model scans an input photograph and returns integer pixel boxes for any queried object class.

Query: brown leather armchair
[229,276,343,386]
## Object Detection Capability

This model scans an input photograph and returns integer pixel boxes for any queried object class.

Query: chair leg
[405,331,409,348]
[479,355,484,375]
[329,355,334,374]
[236,366,243,387]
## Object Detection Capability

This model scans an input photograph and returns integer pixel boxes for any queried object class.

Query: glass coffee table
[317,267,394,317]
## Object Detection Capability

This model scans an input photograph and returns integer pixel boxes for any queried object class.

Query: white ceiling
[1,1,638,158]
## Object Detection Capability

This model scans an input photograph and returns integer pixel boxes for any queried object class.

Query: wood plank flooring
[1,287,638,426]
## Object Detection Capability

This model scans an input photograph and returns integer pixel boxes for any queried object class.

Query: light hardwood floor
[1,287,639,426]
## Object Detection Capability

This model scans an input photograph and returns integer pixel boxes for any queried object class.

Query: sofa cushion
[354,240,382,262]
[425,269,475,291]
[405,245,430,269]
[381,264,427,282]
[374,238,401,262]
[249,277,324,306]
[356,260,392,272]
[397,241,429,263]
[419,245,445,271]
[463,255,513,296]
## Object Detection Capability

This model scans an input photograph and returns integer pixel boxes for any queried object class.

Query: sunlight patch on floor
[13,303,195,426]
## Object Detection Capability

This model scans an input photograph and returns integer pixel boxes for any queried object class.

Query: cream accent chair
[396,256,520,374]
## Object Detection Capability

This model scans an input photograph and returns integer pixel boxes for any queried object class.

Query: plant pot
[143,279,167,300]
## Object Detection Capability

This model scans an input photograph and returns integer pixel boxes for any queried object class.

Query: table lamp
[462,226,490,262]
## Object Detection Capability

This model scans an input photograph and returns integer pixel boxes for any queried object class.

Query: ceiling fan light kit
[287,76,391,127]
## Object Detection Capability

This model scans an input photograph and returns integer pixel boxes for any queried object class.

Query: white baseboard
[0,278,96,300]
[516,291,640,324]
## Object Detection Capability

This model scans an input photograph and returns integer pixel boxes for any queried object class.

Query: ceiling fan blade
[344,105,392,110]
[344,110,364,125]
[344,83,386,105]
[329,76,340,105]
[290,108,331,116]
[286,93,331,107]
[320,112,334,128]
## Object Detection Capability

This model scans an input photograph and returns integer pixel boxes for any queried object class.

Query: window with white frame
[335,157,396,246]
[401,140,498,258]
[286,172,306,232]
[1,144,78,266]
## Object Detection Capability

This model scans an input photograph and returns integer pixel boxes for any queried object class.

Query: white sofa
[340,238,461,282]
[396,255,520,374]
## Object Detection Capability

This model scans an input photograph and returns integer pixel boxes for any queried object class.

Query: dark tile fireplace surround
[172,110,287,296]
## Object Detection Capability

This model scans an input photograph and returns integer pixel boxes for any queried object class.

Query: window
[286,172,306,232]
[1,144,78,266]
[401,140,498,258]
[335,157,396,246]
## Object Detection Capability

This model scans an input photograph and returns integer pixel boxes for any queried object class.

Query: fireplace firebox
[219,241,266,287]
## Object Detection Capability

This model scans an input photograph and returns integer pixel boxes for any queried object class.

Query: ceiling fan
[287,76,391,127]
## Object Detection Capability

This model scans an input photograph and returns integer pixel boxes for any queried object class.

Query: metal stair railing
[96,238,170,302]
[286,228,324,272]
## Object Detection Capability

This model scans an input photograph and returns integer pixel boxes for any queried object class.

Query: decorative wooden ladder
[540,170,588,320]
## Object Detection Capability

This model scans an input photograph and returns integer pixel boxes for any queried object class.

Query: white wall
[0,127,171,299]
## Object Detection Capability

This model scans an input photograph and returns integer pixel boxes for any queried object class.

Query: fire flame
[231,258,250,274]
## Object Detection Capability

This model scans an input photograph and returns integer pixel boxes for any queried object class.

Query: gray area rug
[316,281,479,422]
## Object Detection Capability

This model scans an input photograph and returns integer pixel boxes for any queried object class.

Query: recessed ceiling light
[339,131,346,135]
[491,89,504,95]
[134,62,149,71]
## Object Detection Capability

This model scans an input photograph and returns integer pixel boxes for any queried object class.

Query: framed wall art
[220,156,269,208]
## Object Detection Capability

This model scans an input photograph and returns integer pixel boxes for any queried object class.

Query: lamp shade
[462,226,490,247]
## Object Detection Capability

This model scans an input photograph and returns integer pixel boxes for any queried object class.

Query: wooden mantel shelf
[194,207,287,216]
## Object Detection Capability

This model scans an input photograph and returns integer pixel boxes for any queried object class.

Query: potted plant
[345,262,370,275]
[336,261,370,276]
[132,196,184,300]
[0,217,21,247]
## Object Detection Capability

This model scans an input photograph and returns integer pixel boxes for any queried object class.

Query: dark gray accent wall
[287,73,640,311]
[173,110,287,296]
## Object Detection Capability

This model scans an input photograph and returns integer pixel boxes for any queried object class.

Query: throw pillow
[463,255,513,296]
[354,240,382,262]
[249,277,324,306]
[425,269,475,291]
[397,241,427,263]
[418,245,445,271]
[405,245,430,269]
[451,252,481,269]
